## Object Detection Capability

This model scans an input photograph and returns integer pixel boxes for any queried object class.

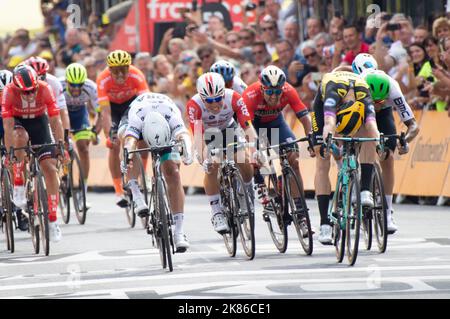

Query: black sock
[317,195,331,225]
[360,164,374,191]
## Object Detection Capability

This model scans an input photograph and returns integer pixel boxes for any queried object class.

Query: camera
[387,23,401,31]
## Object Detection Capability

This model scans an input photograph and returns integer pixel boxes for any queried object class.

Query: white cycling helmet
[142,112,171,148]
[260,65,286,87]
[0,69,13,90]
[210,60,235,82]
[352,53,378,75]
[196,72,225,99]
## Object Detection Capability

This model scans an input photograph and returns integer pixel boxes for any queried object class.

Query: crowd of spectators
[0,0,449,116]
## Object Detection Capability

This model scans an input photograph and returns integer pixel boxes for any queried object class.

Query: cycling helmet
[0,70,13,90]
[260,65,286,87]
[66,63,87,84]
[362,69,390,101]
[210,60,235,82]
[336,100,365,136]
[13,65,38,92]
[25,56,49,76]
[106,50,132,67]
[352,53,378,75]
[196,72,225,98]
[142,112,171,147]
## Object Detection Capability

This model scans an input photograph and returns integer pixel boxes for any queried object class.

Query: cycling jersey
[1,81,60,119]
[45,73,67,110]
[319,71,375,120]
[60,78,98,112]
[242,82,309,123]
[96,65,149,105]
[186,88,252,134]
[125,93,187,140]
[377,76,414,122]
[0,91,3,138]
[229,76,247,95]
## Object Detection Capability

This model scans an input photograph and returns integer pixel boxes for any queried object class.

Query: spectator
[225,32,241,49]
[283,17,301,56]
[212,28,227,44]
[275,39,297,77]
[38,50,58,76]
[3,29,38,63]
[432,17,450,40]
[414,25,429,44]
[196,44,217,73]
[82,57,98,81]
[134,52,156,89]
[239,62,259,85]
[340,24,370,67]
[424,36,443,68]
[306,17,324,40]
[167,38,187,67]
[57,28,85,67]
[238,28,256,62]
[259,18,280,57]
[251,41,271,69]
[288,40,319,88]
[314,32,333,59]
[207,15,226,35]
[152,54,174,94]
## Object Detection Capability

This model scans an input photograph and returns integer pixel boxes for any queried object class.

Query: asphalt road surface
[1,192,449,299]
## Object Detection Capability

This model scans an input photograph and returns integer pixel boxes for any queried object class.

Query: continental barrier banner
[87,110,450,197]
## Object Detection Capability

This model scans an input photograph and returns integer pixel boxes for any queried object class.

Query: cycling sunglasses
[22,89,37,96]
[264,88,282,96]
[69,83,84,88]
[204,95,223,103]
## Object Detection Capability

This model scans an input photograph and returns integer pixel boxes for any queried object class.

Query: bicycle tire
[372,163,388,253]
[264,173,288,253]
[157,178,173,272]
[70,151,87,225]
[37,171,50,256]
[232,171,255,260]
[361,207,372,250]
[27,178,40,254]
[346,170,361,266]
[333,180,346,263]
[1,168,15,253]
[58,167,70,224]
[284,167,313,256]
[219,177,238,257]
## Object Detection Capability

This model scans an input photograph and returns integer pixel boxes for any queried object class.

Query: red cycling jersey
[187,89,252,134]
[1,80,60,119]
[242,82,309,124]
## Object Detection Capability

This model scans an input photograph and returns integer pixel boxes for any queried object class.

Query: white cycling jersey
[380,76,414,122]
[60,78,98,112]
[231,76,247,95]
[45,73,67,110]
[125,92,188,140]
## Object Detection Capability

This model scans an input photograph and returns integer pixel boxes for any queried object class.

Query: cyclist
[0,70,13,141]
[11,57,70,212]
[210,60,247,95]
[123,92,193,252]
[187,72,259,234]
[311,69,380,245]
[2,65,65,242]
[242,65,313,227]
[96,50,150,207]
[61,63,101,196]
[351,53,420,233]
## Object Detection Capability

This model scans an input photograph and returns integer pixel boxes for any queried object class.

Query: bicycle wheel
[27,178,39,254]
[232,171,255,260]
[1,168,15,253]
[156,178,173,272]
[264,173,288,253]
[284,167,313,256]
[332,180,346,263]
[70,151,87,225]
[361,207,372,250]
[58,167,70,224]
[372,163,388,253]
[346,170,361,266]
[221,186,237,257]
[37,171,50,256]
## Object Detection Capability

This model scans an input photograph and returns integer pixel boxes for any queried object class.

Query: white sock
[173,213,184,235]
[129,179,141,199]
[385,195,393,214]
[208,194,221,216]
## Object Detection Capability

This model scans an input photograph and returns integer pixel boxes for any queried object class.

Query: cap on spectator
[7,56,24,69]
[39,50,54,61]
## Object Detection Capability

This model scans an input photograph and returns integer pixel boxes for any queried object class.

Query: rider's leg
[40,157,59,222]
[162,159,185,233]
[358,121,379,206]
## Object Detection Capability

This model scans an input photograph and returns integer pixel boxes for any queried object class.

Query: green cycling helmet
[66,63,87,85]
[363,69,390,101]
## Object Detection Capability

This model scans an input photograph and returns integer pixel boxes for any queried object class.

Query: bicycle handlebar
[260,134,314,152]
[209,141,256,157]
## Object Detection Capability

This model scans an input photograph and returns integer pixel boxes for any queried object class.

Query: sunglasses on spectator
[252,50,264,55]
[226,38,240,45]
[304,52,317,59]
[240,35,252,41]
[204,95,223,103]
[263,88,282,96]
[262,26,276,32]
